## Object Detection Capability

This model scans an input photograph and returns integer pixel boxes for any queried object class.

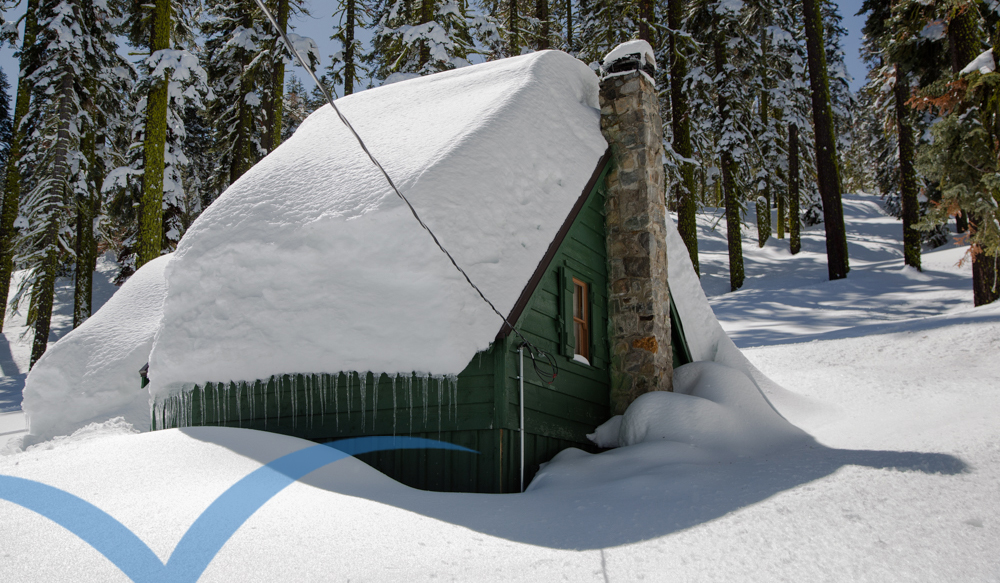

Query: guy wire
[252,0,557,383]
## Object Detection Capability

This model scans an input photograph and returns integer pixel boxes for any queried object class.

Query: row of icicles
[151,372,460,436]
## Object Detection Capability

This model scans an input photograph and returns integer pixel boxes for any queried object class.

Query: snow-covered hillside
[1,193,997,582]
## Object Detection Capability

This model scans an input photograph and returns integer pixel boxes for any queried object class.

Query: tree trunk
[263,0,290,152]
[138,0,172,269]
[776,166,785,239]
[509,0,519,55]
[801,0,849,279]
[715,31,744,291]
[948,5,998,305]
[0,0,40,331]
[419,0,434,67]
[344,0,356,94]
[565,0,572,50]
[535,0,549,49]
[31,73,74,368]
[789,122,801,255]
[638,0,653,44]
[893,64,921,270]
[74,119,99,328]
[669,0,698,274]
[757,23,771,248]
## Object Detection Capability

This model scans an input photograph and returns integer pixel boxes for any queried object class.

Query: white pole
[519,344,525,493]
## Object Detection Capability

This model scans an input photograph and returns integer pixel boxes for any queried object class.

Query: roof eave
[496,148,613,341]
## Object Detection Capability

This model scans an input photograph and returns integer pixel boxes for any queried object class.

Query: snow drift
[588,361,809,455]
[19,255,170,447]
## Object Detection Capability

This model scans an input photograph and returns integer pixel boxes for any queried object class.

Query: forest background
[0,0,995,372]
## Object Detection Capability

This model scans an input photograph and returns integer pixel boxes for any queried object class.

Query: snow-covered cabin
[143,49,692,493]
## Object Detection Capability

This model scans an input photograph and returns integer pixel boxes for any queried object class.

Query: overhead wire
[252,0,557,384]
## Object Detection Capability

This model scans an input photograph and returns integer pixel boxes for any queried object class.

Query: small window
[572,278,589,361]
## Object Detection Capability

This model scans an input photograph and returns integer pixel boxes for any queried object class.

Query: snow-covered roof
[147,51,607,397]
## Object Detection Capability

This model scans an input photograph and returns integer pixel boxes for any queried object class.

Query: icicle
[333,374,340,431]
[263,379,269,429]
[437,375,443,435]
[406,374,413,434]
[320,374,327,417]
[372,372,379,422]
[391,374,397,437]
[358,372,368,433]
[290,376,298,428]
[248,381,255,423]
[199,385,206,426]
[422,373,429,425]
[213,383,220,425]
[347,373,353,422]
[276,376,282,422]
[305,375,312,426]
[449,374,458,423]
[236,382,243,428]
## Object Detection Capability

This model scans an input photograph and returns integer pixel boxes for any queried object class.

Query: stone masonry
[599,70,673,415]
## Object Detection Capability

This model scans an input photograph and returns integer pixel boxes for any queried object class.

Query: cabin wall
[495,167,613,486]
[151,163,614,494]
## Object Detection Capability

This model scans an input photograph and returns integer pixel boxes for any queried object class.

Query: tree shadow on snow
[0,334,25,412]
[181,427,967,550]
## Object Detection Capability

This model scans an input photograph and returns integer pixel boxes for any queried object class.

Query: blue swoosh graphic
[0,436,476,583]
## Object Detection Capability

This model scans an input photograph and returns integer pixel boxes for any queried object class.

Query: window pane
[574,283,584,319]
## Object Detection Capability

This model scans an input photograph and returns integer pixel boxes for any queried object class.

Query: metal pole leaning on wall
[519,344,525,493]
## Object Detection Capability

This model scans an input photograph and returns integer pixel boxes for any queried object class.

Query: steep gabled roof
[148,51,607,397]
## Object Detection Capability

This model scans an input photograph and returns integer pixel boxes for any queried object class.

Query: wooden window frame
[572,277,589,361]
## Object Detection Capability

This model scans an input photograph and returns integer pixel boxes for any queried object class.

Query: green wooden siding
[152,160,636,493]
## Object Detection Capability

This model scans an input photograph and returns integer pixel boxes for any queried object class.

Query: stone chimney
[599,42,673,415]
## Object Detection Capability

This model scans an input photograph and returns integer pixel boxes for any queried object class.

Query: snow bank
[19,255,170,448]
[148,51,607,398]
[613,361,808,455]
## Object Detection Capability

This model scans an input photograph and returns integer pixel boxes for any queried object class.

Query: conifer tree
[667,0,699,274]
[0,0,39,332]
[909,0,999,305]
[369,0,499,81]
[13,0,131,364]
[801,0,849,279]
[107,0,205,280]
[329,0,369,95]
[137,0,172,269]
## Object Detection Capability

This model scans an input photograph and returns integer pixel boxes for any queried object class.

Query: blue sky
[0,0,870,105]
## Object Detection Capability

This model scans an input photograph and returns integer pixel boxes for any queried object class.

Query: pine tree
[369,0,499,81]
[329,0,369,95]
[667,0,699,274]
[909,0,999,305]
[107,0,205,280]
[13,0,131,364]
[0,0,40,332]
[801,0,849,279]
[137,0,172,269]
[0,68,12,175]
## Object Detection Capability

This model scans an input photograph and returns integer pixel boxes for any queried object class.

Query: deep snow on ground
[700,194,974,346]
[0,253,120,415]
[1,193,998,582]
